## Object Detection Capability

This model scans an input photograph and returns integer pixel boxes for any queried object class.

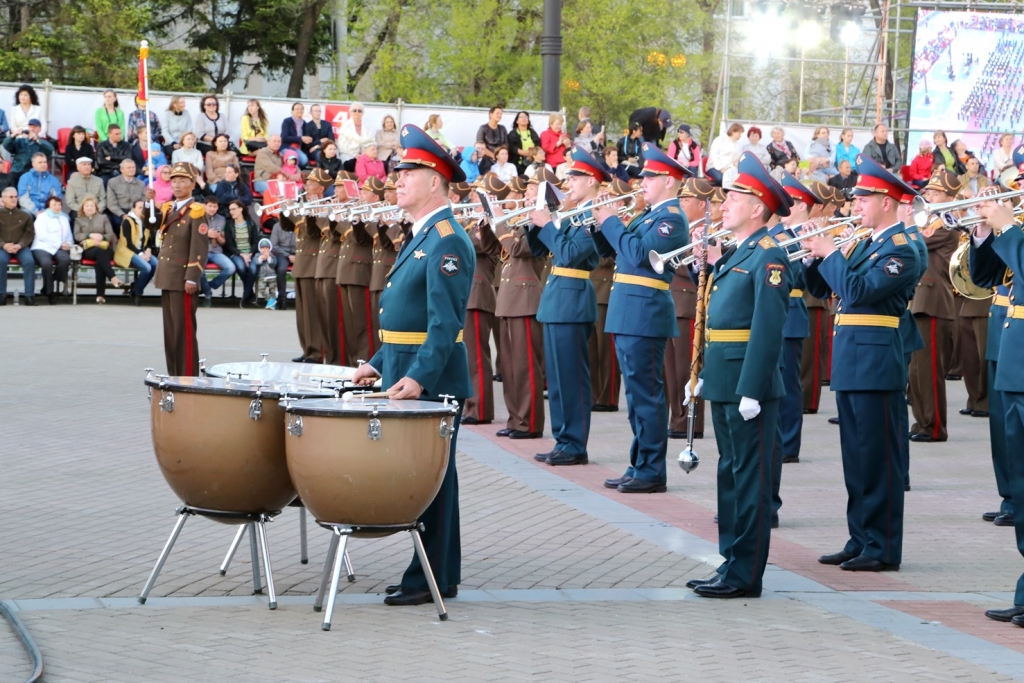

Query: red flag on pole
[138,41,149,101]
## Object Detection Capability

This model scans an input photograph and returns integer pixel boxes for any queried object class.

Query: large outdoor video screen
[909,9,1024,173]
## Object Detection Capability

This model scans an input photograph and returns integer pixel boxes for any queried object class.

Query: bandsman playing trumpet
[369,174,408,336]
[800,181,837,415]
[591,143,691,494]
[313,168,344,365]
[336,175,378,365]
[284,170,332,363]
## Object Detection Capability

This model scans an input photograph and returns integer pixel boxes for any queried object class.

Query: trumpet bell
[649,249,668,275]
[678,447,699,474]
[949,240,995,300]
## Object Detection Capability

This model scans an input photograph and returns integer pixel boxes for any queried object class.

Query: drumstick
[341,390,396,401]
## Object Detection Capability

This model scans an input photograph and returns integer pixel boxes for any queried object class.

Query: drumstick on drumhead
[341,390,395,401]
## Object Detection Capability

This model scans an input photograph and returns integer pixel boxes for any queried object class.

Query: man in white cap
[65,157,106,222]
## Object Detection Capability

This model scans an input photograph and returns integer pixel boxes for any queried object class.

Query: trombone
[555,191,641,228]
[912,189,1024,229]
[648,224,727,274]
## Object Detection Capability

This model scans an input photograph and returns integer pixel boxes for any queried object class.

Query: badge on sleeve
[198,223,208,235]
[657,222,674,236]
[765,263,785,287]
[441,254,460,276]
[884,258,904,276]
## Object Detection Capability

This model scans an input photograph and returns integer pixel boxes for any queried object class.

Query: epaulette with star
[758,236,777,250]
[436,219,456,237]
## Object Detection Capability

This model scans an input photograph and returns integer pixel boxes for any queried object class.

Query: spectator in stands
[712,124,745,175]
[992,133,1015,176]
[861,123,901,171]
[476,106,509,175]
[573,119,603,155]
[163,96,192,159]
[951,139,973,174]
[835,128,859,170]
[806,126,837,177]
[801,158,828,184]
[460,145,481,183]
[741,126,770,167]
[211,164,252,211]
[616,122,645,178]
[355,143,386,183]
[65,157,106,219]
[253,238,278,308]
[508,111,541,177]
[148,164,173,205]
[114,198,157,305]
[96,124,132,182]
[541,113,572,171]
[63,126,95,172]
[126,95,162,144]
[269,211,295,310]
[424,114,458,156]
[106,159,145,230]
[0,108,8,141]
[3,120,54,186]
[668,124,703,174]
[131,127,168,181]
[303,103,334,163]
[490,146,517,184]
[375,114,400,170]
[30,196,72,304]
[767,127,799,169]
[907,138,937,188]
[336,102,374,167]
[772,156,799,182]
[932,130,957,173]
[0,186,36,305]
[8,85,45,137]
[253,134,283,194]
[17,153,62,216]
[171,131,204,171]
[194,95,226,155]
[205,133,239,184]
[95,90,124,143]
[73,195,124,303]
[827,158,858,195]
[959,156,990,197]
[239,99,269,156]
[279,149,303,183]
[225,199,259,307]
[318,140,342,180]
[198,195,232,305]
[629,107,672,149]
[600,146,628,182]
[281,102,310,168]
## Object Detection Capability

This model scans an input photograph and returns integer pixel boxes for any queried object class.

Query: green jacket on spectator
[2,135,55,175]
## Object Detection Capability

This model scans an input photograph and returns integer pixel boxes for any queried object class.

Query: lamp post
[541,0,562,111]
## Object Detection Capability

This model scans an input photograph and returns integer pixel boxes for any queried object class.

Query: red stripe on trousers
[336,285,346,364]
[365,288,374,356]
[608,333,617,404]
[930,317,941,440]
[474,311,485,419]
[525,317,537,434]
[184,291,194,374]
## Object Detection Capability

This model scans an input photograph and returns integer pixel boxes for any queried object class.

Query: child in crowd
[254,238,278,309]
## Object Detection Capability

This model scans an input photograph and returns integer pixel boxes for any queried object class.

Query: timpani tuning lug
[249,385,265,421]
[287,414,303,437]
[439,394,454,407]
[199,359,207,376]
[260,353,269,364]
[368,407,382,441]
[158,391,175,413]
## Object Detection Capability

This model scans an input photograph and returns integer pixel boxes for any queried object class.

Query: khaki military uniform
[370,220,407,336]
[315,216,342,365]
[589,257,621,408]
[801,291,832,412]
[664,267,705,434]
[461,218,501,422]
[959,290,992,413]
[948,292,964,376]
[283,214,322,361]
[155,199,209,376]
[336,219,374,365]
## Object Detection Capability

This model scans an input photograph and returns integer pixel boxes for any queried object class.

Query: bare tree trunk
[287,0,330,98]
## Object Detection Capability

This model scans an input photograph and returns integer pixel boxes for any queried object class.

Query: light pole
[541,0,562,111]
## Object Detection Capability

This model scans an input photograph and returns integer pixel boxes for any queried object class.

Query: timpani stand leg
[219,525,247,575]
[138,508,191,604]
[255,518,277,610]
[248,522,264,595]
[321,530,350,631]
[299,507,309,565]
[313,532,340,613]
[410,525,447,621]
[344,549,355,582]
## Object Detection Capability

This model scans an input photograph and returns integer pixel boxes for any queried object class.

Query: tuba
[949,236,995,300]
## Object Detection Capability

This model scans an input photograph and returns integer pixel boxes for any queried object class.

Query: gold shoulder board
[436,219,455,238]
[758,236,777,250]
[892,233,908,246]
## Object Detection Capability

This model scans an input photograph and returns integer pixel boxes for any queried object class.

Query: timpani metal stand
[314,522,447,631]
[138,505,281,610]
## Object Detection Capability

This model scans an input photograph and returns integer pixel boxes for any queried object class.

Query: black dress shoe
[385,584,457,598]
[694,580,759,599]
[822,379,830,386]
[24,296,36,306]
[617,479,666,493]
[971,410,989,418]
[910,432,938,443]
[959,407,973,415]
[983,511,1001,522]
[803,408,817,414]
[839,555,899,572]
[818,550,858,565]
[713,514,718,523]
[591,404,619,412]
[292,355,307,363]
[460,416,485,425]
[985,606,1024,622]
[48,292,57,305]
[686,573,721,589]
[771,517,779,529]
[782,455,799,464]
[994,513,1015,526]
[509,430,543,439]
[1012,614,1024,627]
[828,416,839,425]
[604,475,631,489]
[905,484,911,492]
[534,449,560,462]
[667,430,687,439]
[548,451,588,466]
[134,294,142,307]
[493,373,502,382]
[0,294,6,306]
[496,428,513,437]
[945,374,962,381]
[202,296,212,308]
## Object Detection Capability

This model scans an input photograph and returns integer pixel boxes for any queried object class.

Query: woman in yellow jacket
[114,198,158,305]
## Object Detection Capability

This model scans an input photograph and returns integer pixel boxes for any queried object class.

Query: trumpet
[679,234,737,267]
[788,227,872,261]
[912,189,1024,229]
[648,224,727,274]
[555,191,641,228]
[774,215,861,250]
[255,192,304,217]
[346,202,386,222]
[946,203,1024,229]
[449,201,482,212]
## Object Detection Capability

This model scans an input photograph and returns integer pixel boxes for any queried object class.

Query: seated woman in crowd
[94,90,124,143]
[205,134,240,184]
[148,164,174,204]
[741,126,770,167]
[992,133,1015,175]
[490,146,517,184]
[171,132,205,172]
[951,139,973,175]
[303,104,335,163]
[541,113,572,169]
[355,143,386,183]
[212,164,253,211]
[508,111,541,177]
[163,95,192,160]
[375,115,401,171]
[709,123,744,173]
[834,128,859,170]
[64,126,95,171]
[767,126,799,169]
[114,198,157,306]
[239,99,269,156]
[194,95,226,155]
[907,139,938,188]
[424,114,458,157]
[8,84,44,137]
[668,125,702,174]
[30,196,73,304]
[528,146,553,179]
[127,95,162,144]
[572,119,603,154]
[318,141,343,178]
[460,146,481,183]
[73,195,125,304]
[224,199,260,308]
[932,130,957,173]
[806,126,837,176]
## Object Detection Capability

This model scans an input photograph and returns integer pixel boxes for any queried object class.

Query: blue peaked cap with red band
[638,142,693,180]
[394,124,466,183]
[565,145,612,183]
[850,154,916,199]
[731,152,792,217]
[780,171,823,206]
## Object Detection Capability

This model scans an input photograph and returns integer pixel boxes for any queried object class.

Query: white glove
[684,378,703,405]
[738,396,761,421]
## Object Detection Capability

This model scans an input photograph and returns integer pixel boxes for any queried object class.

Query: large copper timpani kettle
[283,394,460,628]
[138,372,336,610]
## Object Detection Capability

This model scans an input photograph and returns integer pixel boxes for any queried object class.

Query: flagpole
[141,40,156,223]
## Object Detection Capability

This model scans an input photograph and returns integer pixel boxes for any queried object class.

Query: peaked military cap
[730,152,792,217]
[639,142,693,180]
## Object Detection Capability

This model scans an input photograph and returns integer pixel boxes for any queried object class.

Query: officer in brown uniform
[909,169,962,442]
[589,179,629,412]
[493,169,552,439]
[154,162,209,376]
[308,169,342,364]
[283,175,326,362]
[336,176,376,365]
[800,181,836,413]
[370,174,407,336]
[494,176,529,379]
[665,176,713,438]
[457,176,503,424]
[957,239,992,417]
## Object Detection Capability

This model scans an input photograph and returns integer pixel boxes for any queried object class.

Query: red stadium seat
[56,128,72,154]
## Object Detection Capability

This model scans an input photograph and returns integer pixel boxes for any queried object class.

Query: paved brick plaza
[2,300,1024,682]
